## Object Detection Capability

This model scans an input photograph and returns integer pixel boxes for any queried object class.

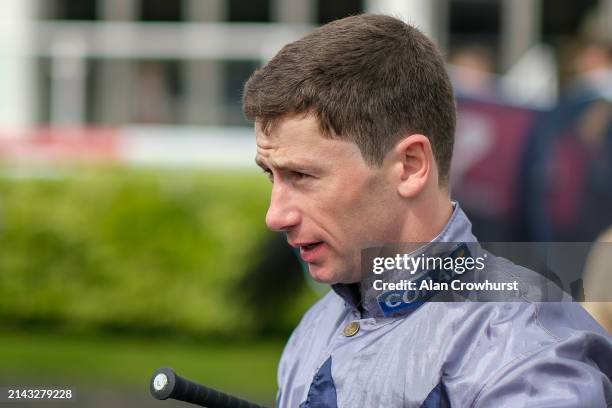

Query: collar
[332,201,479,318]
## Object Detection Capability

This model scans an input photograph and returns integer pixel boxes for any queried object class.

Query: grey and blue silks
[276,203,612,407]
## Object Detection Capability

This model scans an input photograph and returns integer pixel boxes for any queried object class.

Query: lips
[290,240,325,263]
[302,242,321,250]
[300,243,324,262]
[289,239,320,248]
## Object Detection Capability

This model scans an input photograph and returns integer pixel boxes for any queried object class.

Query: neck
[399,188,453,243]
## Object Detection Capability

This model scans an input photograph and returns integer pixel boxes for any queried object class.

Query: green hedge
[0,166,317,338]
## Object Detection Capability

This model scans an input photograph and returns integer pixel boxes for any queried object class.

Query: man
[243,14,612,407]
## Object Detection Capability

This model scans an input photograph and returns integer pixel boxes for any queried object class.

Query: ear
[393,134,434,198]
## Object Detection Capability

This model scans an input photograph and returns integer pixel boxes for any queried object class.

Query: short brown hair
[243,14,456,184]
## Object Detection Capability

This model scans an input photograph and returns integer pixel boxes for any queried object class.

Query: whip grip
[150,367,268,408]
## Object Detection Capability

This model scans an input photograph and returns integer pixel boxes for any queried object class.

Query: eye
[261,168,274,182]
[289,171,309,181]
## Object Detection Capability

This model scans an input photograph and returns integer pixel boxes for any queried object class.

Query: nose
[265,184,300,232]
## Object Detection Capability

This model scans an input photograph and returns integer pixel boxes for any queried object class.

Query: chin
[307,264,339,284]
[307,263,356,285]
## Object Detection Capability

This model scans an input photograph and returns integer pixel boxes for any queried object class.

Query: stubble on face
[255,114,401,284]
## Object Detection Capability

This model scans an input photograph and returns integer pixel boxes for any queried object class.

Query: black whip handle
[150,367,268,408]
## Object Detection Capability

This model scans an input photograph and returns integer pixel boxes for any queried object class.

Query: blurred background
[0,0,610,406]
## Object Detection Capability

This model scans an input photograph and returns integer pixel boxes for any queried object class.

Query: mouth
[301,242,322,250]
[290,240,323,250]
[291,241,325,262]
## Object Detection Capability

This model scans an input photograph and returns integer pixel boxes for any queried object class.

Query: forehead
[256,114,323,149]
[255,115,364,167]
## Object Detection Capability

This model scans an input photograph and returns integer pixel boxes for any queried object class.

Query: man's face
[255,115,402,284]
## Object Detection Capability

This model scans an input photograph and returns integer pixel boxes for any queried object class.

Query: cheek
[303,174,395,241]
[328,186,382,234]
[322,183,367,223]
[344,181,399,239]
[341,177,391,214]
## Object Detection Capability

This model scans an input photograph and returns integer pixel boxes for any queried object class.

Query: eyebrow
[254,156,318,173]
[254,157,272,172]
